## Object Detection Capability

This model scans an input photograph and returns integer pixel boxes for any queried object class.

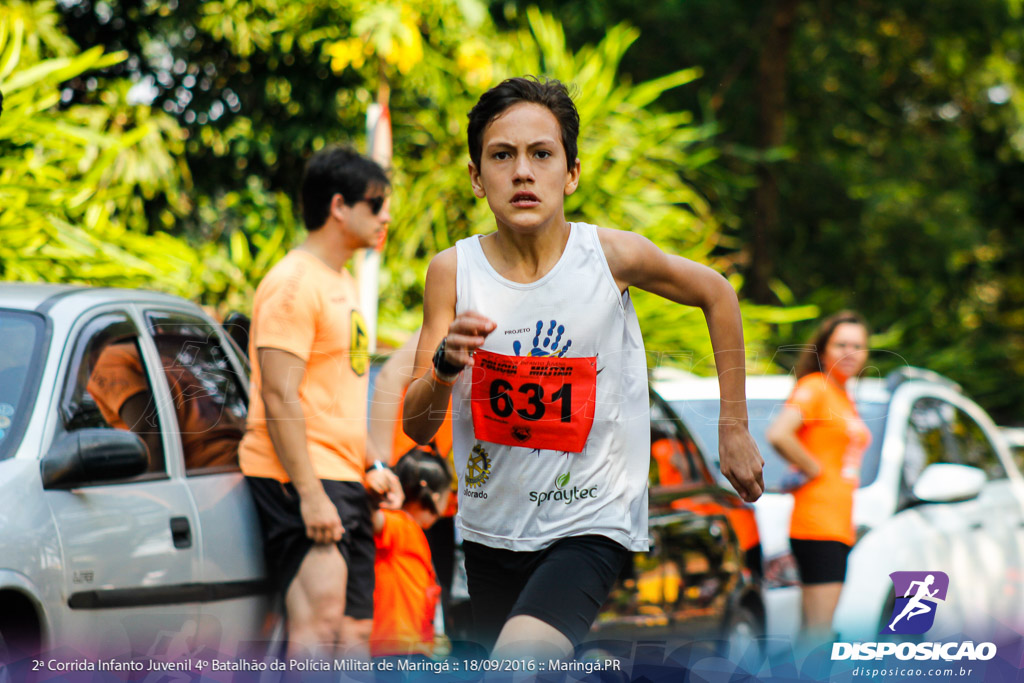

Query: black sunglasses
[361,195,385,215]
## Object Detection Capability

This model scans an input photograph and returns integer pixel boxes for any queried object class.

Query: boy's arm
[599,228,765,502]
[403,249,495,444]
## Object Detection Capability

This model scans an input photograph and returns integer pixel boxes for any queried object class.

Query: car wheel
[0,594,41,666]
[723,605,764,666]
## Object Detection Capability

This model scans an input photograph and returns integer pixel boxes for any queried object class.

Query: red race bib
[470,350,597,453]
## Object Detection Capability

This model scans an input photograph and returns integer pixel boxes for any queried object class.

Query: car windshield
[0,309,47,461]
[669,397,888,492]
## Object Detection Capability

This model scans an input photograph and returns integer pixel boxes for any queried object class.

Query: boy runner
[403,77,764,660]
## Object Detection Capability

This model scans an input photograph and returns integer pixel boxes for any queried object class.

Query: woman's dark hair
[394,449,451,514]
[467,76,579,172]
[795,310,869,379]
[300,146,390,231]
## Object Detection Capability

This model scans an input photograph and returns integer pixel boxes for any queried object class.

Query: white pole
[358,99,391,353]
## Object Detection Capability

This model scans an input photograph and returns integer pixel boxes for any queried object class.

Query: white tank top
[452,222,650,551]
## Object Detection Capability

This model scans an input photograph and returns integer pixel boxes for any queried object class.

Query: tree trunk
[750,0,800,304]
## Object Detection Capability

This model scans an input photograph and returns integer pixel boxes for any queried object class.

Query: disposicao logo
[883,571,948,635]
[831,570,997,663]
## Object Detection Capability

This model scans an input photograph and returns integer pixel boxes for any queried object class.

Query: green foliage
[0,1,289,315]
[775,1,1024,421]
[7,0,800,374]
[0,1,195,291]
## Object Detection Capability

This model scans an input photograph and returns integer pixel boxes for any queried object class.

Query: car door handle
[170,516,192,549]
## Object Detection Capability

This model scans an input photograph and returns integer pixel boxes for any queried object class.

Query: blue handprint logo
[513,319,573,357]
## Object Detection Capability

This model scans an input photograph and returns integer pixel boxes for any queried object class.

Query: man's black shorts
[462,535,630,650]
[790,538,851,585]
[246,477,375,619]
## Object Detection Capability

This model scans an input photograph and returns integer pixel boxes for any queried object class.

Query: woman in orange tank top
[767,311,871,647]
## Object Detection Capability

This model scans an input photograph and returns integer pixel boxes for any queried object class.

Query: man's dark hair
[467,76,579,172]
[300,146,389,231]
[795,310,869,379]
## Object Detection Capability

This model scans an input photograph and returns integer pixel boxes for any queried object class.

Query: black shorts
[790,538,851,585]
[246,477,375,619]
[462,535,630,651]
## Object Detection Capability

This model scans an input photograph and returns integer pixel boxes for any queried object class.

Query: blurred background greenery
[1,0,1021,424]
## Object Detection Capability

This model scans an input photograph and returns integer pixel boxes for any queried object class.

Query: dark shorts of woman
[789,538,852,585]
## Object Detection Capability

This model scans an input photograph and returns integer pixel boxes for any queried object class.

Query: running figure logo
[882,571,949,635]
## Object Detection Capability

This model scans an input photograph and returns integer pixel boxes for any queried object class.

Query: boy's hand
[718,424,765,502]
[443,311,496,369]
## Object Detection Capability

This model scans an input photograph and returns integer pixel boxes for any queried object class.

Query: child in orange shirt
[371,450,452,657]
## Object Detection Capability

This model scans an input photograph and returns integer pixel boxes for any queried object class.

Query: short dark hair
[393,449,452,515]
[300,146,389,231]
[795,310,869,379]
[467,76,580,171]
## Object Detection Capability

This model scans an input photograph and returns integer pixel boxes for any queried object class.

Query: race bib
[470,350,597,453]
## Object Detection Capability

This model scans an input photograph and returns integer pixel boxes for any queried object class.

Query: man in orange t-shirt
[238,147,401,658]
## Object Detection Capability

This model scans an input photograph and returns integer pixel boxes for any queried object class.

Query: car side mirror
[912,463,985,504]
[41,429,150,489]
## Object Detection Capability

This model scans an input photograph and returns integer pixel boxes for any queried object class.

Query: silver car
[0,284,273,664]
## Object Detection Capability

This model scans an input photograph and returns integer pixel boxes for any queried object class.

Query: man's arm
[258,347,343,544]
[403,249,495,444]
[600,228,765,502]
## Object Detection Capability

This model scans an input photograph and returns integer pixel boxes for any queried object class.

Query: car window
[144,311,248,474]
[0,309,47,461]
[649,393,710,488]
[670,396,887,492]
[946,404,1006,480]
[901,398,947,505]
[904,397,1007,488]
[61,312,168,475]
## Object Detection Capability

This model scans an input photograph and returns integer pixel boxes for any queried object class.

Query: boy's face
[468,102,580,235]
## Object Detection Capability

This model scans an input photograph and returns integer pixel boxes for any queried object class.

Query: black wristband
[365,460,388,473]
[432,337,463,377]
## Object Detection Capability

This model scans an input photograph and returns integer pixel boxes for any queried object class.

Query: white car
[653,366,1024,641]
[1002,426,1024,467]
[0,284,275,665]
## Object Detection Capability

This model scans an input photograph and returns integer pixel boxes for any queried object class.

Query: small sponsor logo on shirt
[349,310,369,376]
[462,444,491,499]
[528,471,597,507]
